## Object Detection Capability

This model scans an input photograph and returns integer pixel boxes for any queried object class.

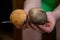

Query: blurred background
[0,0,13,40]
[0,0,59,40]
[0,0,24,40]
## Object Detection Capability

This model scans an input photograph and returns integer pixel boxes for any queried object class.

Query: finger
[22,23,27,30]
[38,22,53,32]
[15,22,27,29]
[30,23,40,31]
[22,21,31,30]
[44,23,50,27]
[16,26,20,29]
[38,24,50,32]
[16,24,23,29]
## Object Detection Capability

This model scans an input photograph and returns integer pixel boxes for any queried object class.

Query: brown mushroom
[28,8,47,25]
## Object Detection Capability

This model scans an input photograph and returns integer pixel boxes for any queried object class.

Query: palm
[16,12,56,33]
[30,12,56,32]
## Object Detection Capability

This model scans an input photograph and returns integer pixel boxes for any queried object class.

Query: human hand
[15,14,30,30]
[29,12,56,33]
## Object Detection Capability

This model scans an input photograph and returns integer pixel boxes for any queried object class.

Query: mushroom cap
[28,8,47,25]
[10,9,27,26]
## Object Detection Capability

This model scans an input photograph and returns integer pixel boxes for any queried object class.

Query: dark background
[0,0,12,22]
[0,0,13,32]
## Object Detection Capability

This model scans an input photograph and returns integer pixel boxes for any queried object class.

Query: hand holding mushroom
[10,8,55,32]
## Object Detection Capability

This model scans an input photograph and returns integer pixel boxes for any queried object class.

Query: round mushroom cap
[10,9,27,26]
[28,8,47,25]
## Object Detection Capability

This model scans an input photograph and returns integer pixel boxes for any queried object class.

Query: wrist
[52,11,60,20]
[46,12,56,21]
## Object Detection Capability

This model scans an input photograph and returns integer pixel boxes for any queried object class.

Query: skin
[16,0,60,33]
[23,0,60,33]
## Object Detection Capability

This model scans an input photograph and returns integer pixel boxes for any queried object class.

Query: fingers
[38,21,54,33]
[30,23,40,31]
[15,21,27,29]
[22,22,29,30]
[44,23,50,27]
[15,24,23,29]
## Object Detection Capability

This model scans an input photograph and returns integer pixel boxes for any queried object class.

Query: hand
[16,22,31,30]
[15,14,30,30]
[30,12,56,33]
